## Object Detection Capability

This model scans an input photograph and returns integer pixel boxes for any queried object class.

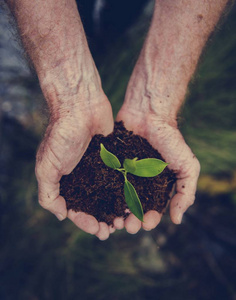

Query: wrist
[123,32,191,120]
[124,61,179,122]
[46,90,110,126]
[39,54,104,114]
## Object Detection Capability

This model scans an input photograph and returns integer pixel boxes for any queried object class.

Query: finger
[38,171,67,221]
[40,195,67,221]
[35,121,91,219]
[109,225,116,234]
[148,128,200,225]
[35,133,71,220]
[92,100,114,136]
[170,191,195,224]
[125,214,141,234]
[96,222,110,240]
[113,217,125,230]
[142,210,162,231]
[68,210,99,234]
[170,174,199,224]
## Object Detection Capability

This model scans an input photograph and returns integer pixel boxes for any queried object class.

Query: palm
[116,107,200,229]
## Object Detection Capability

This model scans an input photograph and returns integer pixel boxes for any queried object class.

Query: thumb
[35,138,68,220]
[35,121,91,220]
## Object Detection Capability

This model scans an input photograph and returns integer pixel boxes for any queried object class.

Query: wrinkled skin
[36,94,186,241]
[35,95,115,238]
[35,92,200,241]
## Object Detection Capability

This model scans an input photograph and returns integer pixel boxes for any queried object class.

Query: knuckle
[38,198,48,209]
[38,197,52,210]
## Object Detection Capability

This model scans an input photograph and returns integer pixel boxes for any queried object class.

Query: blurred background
[0,0,236,299]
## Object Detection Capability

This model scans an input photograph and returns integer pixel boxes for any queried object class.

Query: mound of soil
[60,122,176,225]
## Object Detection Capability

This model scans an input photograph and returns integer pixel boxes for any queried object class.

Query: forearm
[124,0,228,120]
[6,0,103,113]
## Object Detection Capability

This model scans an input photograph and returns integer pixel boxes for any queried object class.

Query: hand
[115,106,200,233]
[35,94,115,240]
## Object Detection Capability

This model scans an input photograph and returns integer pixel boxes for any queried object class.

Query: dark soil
[60,122,176,225]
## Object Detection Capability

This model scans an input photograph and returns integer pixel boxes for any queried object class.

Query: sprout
[100,144,168,222]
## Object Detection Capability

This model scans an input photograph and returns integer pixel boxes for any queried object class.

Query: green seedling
[100,143,168,222]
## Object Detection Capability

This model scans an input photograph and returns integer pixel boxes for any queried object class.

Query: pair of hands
[35,89,200,241]
[7,0,225,241]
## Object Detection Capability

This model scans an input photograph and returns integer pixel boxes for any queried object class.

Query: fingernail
[176,212,183,224]
[56,213,64,221]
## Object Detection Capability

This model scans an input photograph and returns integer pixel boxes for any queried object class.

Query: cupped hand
[35,95,114,240]
[115,106,200,233]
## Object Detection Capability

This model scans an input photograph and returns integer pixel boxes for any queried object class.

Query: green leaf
[124,179,144,222]
[100,144,121,169]
[123,158,137,173]
[128,158,168,177]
